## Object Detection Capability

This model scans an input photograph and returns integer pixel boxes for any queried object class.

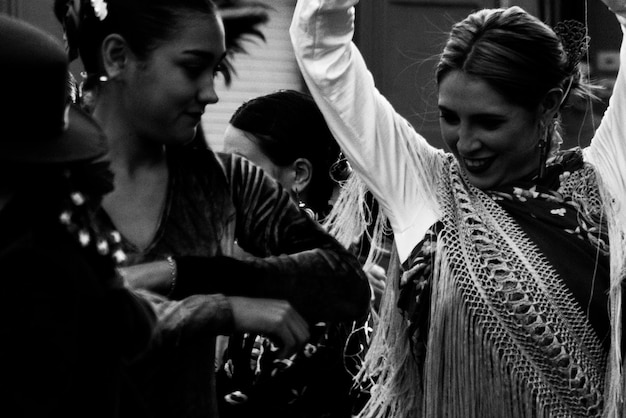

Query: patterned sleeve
[229,153,370,322]
[174,153,371,324]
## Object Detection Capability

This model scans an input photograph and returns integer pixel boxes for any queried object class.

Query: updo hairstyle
[230,90,341,217]
[54,0,218,88]
[436,6,597,153]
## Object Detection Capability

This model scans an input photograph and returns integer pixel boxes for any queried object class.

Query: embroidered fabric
[553,20,590,75]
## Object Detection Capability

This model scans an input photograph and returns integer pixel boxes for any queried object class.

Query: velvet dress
[95,145,371,418]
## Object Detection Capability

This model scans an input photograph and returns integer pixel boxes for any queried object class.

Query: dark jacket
[0,192,156,418]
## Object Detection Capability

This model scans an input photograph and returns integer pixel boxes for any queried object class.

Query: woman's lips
[184,112,203,124]
[462,156,495,174]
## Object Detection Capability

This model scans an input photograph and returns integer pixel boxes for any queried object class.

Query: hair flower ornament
[90,0,108,21]
[553,20,589,75]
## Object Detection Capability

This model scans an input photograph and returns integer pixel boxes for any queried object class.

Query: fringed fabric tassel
[323,173,391,271]
[595,177,626,417]
[425,245,556,418]
[355,246,422,418]
[323,174,371,249]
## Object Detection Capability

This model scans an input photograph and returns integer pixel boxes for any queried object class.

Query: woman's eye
[213,63,226,78]
[480,119,504,130]
[439,112,459,125]
[183,64,204,78]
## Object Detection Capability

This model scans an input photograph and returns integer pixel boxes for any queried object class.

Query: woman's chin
[463,170,498,190]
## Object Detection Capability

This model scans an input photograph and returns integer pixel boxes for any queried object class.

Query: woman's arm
[585,1,626,212]
[2,240,157,415]
[222,154,370,323]
[584,5,626,414]
[289,0,442,262]
[122,155,371,324]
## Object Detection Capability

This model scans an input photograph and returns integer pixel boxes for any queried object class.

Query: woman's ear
[101,34,129,80]
[540,87,565,119]
[290,158,313,194]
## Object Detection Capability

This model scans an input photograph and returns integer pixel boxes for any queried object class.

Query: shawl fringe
[355,244,422,418]
[594,173,626,417]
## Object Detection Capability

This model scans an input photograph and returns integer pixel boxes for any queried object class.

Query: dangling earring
[80,71,108,83]
[295,188,317,221]
[329,152,352,185]
[537,120,550,180]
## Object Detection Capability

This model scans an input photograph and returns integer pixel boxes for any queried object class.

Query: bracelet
[166,256,177,297]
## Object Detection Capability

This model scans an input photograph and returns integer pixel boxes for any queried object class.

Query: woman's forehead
[160,12,225,53]
[438,71,516,114]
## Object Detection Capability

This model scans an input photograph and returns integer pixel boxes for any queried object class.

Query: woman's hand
[228,296,311,359]
[364,263,386,311]
[602,0,626,16]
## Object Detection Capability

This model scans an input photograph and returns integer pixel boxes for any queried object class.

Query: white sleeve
[584,10,626,226]
[290,0,443,262]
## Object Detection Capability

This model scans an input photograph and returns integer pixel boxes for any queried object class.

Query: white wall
[202,0,302,151]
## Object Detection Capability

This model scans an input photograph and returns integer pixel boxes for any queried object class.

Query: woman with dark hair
[225,89,388,292]
[53,1,370,417]
[0,14,156,418]
[292,0,626,416]
[220,89,379,417]
[224,89,341,220]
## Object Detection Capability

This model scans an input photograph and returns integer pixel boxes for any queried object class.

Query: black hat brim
[0,105,108,164]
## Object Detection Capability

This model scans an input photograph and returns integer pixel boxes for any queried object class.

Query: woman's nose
[197,77,219,106]
[456,123,481,154]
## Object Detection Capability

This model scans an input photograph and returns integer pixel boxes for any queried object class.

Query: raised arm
[289,0,442,262]
[585,1,626,216]
[583,3,626,414]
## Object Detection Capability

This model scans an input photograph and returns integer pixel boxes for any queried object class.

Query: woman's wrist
[118,258,178,296]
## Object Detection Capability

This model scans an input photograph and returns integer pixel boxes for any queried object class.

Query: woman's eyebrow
[181,50,227,62]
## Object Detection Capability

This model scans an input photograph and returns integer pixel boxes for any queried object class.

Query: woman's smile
[461,156,496,174]
[438,70,541,189]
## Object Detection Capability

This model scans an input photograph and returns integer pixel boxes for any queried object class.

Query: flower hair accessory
[553,20,590,75]
[90,0,108,21]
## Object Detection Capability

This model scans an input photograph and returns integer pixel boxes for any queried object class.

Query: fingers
[363,264,386,310]
[285,305,310,343]
[265,301,310,358]
[366,263,386,280]
[228,296,310,358]
[277,310,310,358]
[364,264,386,297]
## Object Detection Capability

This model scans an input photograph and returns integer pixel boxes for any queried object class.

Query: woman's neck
[92,100,167,176]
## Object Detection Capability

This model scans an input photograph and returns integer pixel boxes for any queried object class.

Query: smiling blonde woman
[291,0,626,416]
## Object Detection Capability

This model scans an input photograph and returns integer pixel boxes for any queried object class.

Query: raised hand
[601,0,626,15]
[364,263,386,310]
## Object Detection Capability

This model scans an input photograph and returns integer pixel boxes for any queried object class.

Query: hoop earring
[295,188,317,221]
[329,152,352,185]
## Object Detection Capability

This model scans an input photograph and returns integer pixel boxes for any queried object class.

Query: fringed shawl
[352,151,622,418]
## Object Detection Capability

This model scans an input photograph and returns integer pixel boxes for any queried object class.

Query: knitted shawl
[333,151,623,418]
